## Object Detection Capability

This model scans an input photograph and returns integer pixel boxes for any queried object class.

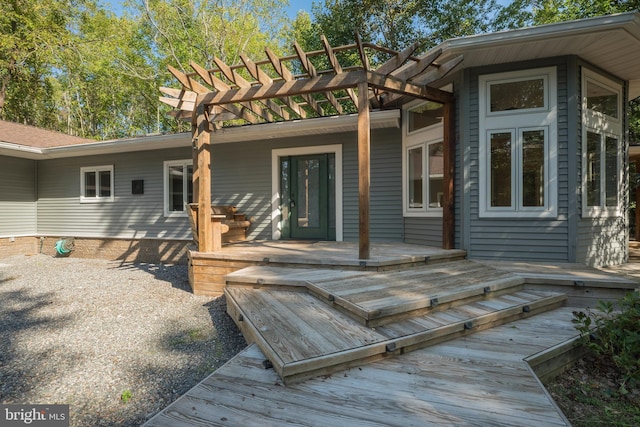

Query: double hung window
[581,69,622,217]
[80,165,114,203]
[479,67,558,218]
[164,160,193,216]
[403,101,444,216]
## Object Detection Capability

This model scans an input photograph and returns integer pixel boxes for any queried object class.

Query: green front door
[280,153,335,240]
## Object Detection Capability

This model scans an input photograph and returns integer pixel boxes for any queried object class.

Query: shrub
[572,290,640,392]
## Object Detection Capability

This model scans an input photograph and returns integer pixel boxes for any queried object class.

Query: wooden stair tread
[225,283,566,384]
[306,261,526,325]
[225,265,371,287]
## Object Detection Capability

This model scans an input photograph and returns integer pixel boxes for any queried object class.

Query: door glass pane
[280,158,290,235]
[490,132,512,207]
[586,80,618,119]
[408,146,423,208]
[84,171,96,198]
[99,170,111,197]
[168,165,184,211]
[297,159,320,228]
[428,142,444,208]
[522,130,545,207]
[328,154,336,232]
[490,78,544,112]
[605,136,618,207]
[586,131,601,207]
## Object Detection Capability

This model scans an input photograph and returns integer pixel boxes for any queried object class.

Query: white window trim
[402,99,444,217]
[479,67,558,218]
[581,69,623,218]
[484,71,550,117]
[80,165,114,203]
[163,159,193,217]
[271,145,343,240]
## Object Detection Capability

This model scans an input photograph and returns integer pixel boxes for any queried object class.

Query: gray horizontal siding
[0,156,37,236]
[37,147,192,239]
[342,128,403,242]
[404,217,442,246]
[212,127,403,242]
[465,58,571,263]
[34,126,404,243]
[576,217,627,266]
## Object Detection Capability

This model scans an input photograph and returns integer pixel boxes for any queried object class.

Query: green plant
[573,291,640,392]
[120,389,133,404]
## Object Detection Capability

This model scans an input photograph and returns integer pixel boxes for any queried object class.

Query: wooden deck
[144,307,580,427]
[146,245,640,426]
[225,260,568,384]
[189,241,467,296]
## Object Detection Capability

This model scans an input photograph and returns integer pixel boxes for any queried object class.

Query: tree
[0,0,80,127]
[300,0,500,55]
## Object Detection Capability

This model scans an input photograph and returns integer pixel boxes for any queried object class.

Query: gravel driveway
[0,254,246,426]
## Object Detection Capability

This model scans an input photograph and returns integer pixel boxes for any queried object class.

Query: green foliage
[120,389,133,403]
[0,0,289,139]
[303,0,501,54]
[573,291,640,391]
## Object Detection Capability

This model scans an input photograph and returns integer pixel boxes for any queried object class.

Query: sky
[101,0,316,20]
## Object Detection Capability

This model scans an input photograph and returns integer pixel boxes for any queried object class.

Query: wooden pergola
[160,36,462,259]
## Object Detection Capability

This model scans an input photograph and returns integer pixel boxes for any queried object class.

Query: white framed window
[80,165,114,203]
[581,69,622,217]
[164,160,193,217]
[403,100,444,217]
[479,67,558,218]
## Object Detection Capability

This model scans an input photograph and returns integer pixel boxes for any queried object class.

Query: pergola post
[358,81,371,259]
[193,100,215,252]
[442,100,455,249]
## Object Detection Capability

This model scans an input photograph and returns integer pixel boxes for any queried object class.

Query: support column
[442,100,455,250]
[193,100,214,252]
[357,81,370,259]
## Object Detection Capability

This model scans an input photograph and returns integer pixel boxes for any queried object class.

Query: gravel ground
[0,254,246,427]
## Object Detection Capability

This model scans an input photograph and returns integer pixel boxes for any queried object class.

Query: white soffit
[437,12,640,98]
[0,110,400,159]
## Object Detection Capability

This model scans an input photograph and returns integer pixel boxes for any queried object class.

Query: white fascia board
[0,142,43,159]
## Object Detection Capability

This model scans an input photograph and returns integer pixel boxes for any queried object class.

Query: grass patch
[120,389,133,404]
[169,327,213,348]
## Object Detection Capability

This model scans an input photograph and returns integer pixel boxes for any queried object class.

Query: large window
[164,160,193,216]
[80,165,114,203]
[403,100,444,216]
[582,69,622,217]
[479,67,557,218]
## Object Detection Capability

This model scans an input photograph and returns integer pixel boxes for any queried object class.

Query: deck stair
[224,260,567,385]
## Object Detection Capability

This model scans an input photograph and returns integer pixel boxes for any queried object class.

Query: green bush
[572,291,640,392]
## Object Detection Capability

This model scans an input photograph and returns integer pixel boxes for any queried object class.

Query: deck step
[227,260,527,327]
[225,286,566,385]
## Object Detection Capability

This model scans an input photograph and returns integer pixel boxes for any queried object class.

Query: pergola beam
[161,36,462,259]
[200,70,366,106]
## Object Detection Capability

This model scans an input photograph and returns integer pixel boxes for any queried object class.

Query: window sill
[80,197,114,203]
[479,209,557,219]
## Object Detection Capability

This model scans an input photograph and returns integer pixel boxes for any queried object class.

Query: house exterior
[1,12,639,266]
